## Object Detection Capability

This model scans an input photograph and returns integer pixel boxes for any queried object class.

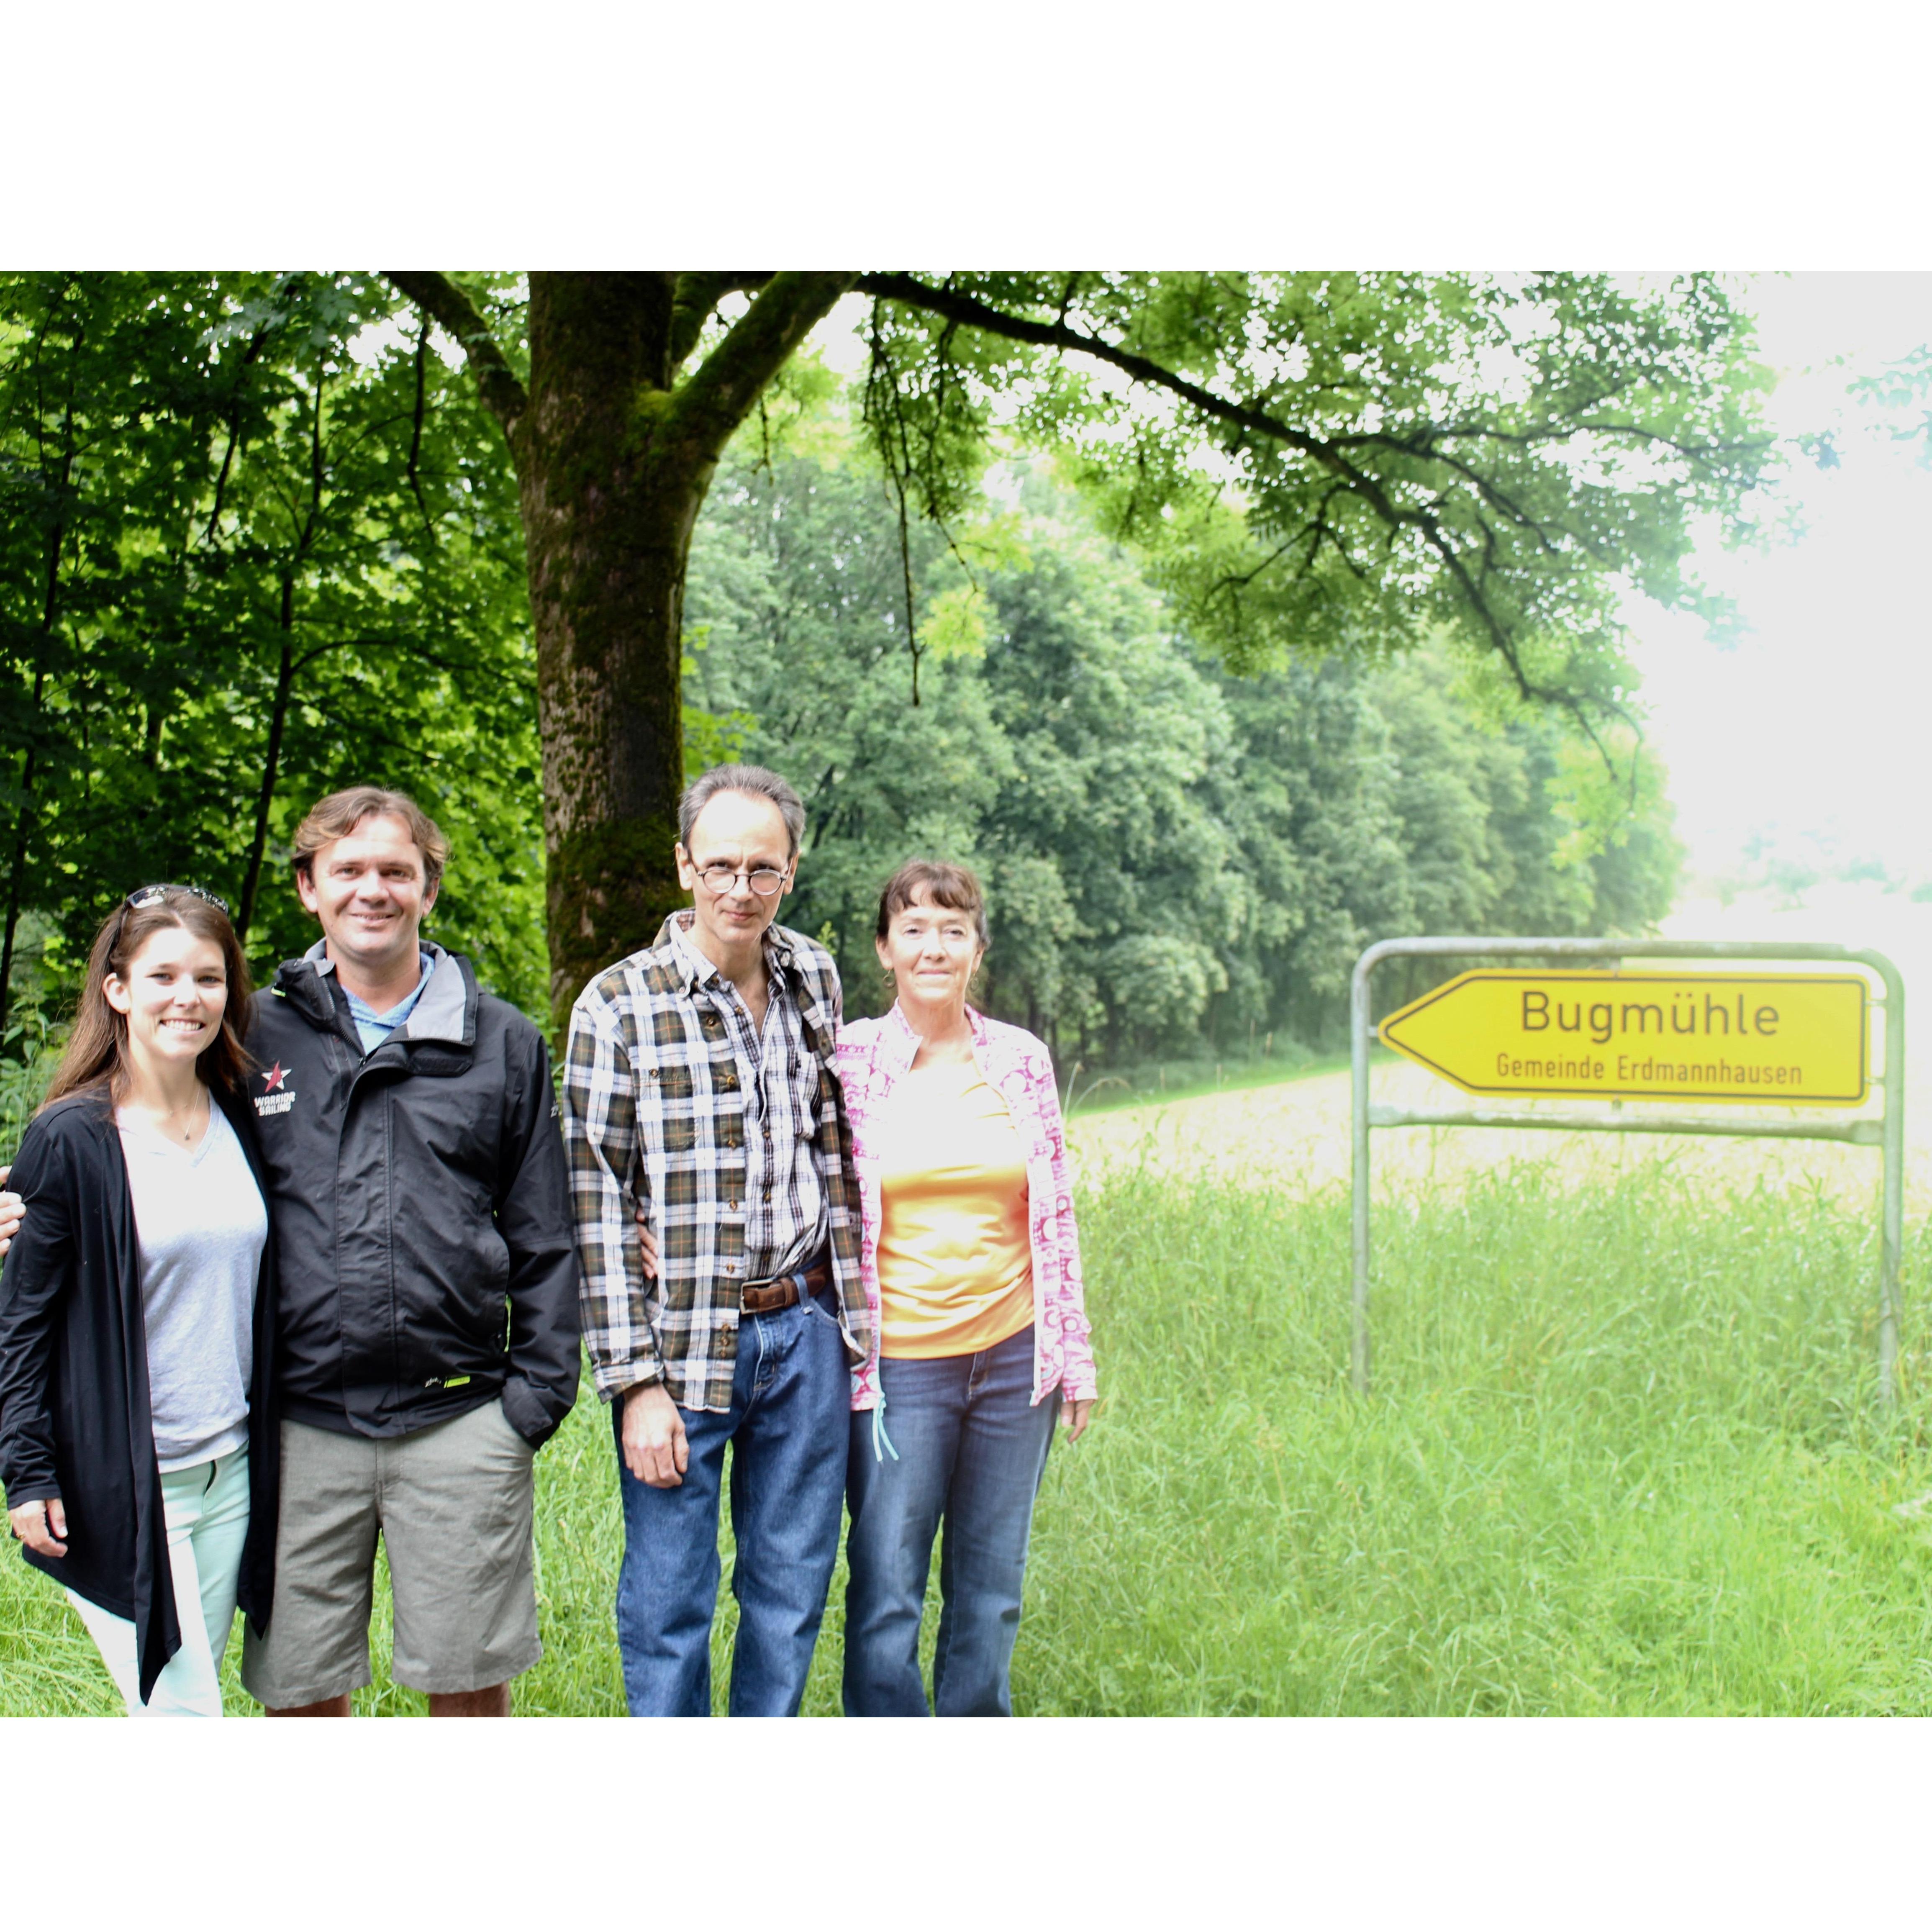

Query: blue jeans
[843,1324,1060,1716]
[613,1287,849,1716]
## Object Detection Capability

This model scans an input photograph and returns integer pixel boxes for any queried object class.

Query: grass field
[6,1154,1931,1716]
[1060,1045,1344,1116]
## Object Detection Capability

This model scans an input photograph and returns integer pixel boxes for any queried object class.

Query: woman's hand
[9,1496,68,1557]
[633,1207,660,1281]
[1061,1398,1095,1443]
[0,1164,21,1257]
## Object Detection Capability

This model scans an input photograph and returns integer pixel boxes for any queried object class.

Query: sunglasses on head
[123,883,231,916]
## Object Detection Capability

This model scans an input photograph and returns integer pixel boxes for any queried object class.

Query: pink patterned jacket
[834,1003,1098,1413]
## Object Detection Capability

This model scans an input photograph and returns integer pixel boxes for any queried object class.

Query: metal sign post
[1350,937,1906,1401]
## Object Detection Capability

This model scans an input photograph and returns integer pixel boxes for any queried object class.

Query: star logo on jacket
[255,1061,297,1118]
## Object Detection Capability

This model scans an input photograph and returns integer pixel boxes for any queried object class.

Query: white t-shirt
[117,1101,268,1473]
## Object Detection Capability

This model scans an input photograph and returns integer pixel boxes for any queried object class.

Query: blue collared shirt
[343,950,436,1053]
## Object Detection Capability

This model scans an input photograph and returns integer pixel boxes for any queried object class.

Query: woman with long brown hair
[0,884,279,1715]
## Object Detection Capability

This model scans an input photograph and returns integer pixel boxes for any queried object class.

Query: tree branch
[385,272,528,440]
[405,312,435,540]
[858,272,1669,757]
[855,273,1342,472]
[206,322,269,544]
[667,272,772,373]
[666,272,855,454]
[857,273,1439,567]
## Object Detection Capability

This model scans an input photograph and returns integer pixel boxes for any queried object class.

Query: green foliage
[1853,344,1932,466]
[862,273,1773,725]
[685,434,1682,1061]
[0,990,62,1157]
[0,271,1737,1041]
[0,273,546,1022]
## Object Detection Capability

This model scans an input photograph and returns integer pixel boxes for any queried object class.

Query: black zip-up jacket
[248,942,578,1445]
[0,1082,280,1706]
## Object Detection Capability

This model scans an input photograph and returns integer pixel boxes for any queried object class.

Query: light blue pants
[67,1446,250,1717]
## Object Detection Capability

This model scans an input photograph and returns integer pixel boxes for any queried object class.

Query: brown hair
[42,889,254,1110]
[291,785,449,890]
[875,860,991,952]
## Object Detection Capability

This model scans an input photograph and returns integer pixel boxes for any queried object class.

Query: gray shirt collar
[302,938,468,1044]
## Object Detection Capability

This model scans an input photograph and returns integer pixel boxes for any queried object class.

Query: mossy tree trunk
[389,271,853,1029]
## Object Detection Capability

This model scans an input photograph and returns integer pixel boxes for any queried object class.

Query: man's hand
[9,1496,68,1557]
[1061,1398,1096,1444]
[633,1207,659,1281]
[621,1382,688,1487]
[0,1165,21,1257]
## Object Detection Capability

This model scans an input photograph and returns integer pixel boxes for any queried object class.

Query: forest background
[0,271,1686,1093]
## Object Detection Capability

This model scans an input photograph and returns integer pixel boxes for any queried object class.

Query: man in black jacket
[229,787,578,1716]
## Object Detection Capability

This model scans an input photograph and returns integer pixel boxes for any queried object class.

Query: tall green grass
[6,1159,1931,1715]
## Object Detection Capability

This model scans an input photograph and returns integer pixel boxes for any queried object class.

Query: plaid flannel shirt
[563,909,872,1414]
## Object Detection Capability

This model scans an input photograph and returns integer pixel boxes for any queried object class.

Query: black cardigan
[0,1080,279,1705]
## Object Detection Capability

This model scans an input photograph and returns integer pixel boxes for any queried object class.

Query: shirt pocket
[655,1063,699,1155]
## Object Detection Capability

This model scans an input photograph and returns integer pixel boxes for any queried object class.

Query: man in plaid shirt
[562,763,871,1716]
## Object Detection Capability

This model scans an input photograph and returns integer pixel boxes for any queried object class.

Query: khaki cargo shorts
[241,1399,540,1707]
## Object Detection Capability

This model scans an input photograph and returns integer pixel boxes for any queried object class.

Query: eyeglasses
[126,883,231,916]
[693,863,789,899]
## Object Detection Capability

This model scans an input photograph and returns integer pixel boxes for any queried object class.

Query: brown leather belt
[740,1256,833,1315]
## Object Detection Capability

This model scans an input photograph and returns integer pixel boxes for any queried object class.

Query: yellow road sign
[1378,969,1869,1106]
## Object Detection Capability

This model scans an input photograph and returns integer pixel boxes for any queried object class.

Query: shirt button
[724,1262,737,1275]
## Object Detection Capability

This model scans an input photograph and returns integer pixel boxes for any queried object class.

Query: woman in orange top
[834,860,1097,1715]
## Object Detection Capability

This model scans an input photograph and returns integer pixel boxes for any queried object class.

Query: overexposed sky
[1629,273,1932,889]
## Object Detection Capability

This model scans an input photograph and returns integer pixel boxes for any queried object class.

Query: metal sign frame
[1350,937,1906,1400]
